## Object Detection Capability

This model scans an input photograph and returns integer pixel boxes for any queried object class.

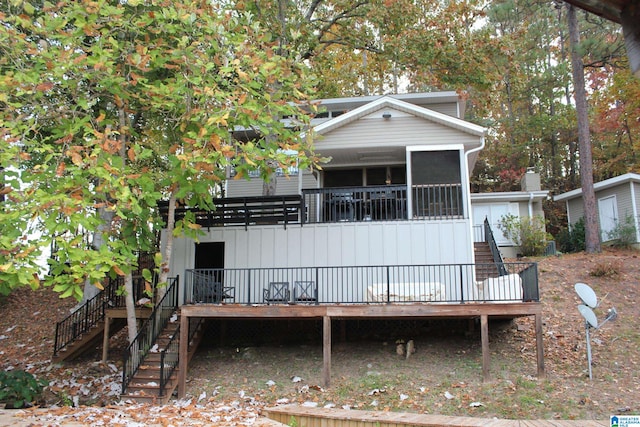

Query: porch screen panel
[411,150,463,219]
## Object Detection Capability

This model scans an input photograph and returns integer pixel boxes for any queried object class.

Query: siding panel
[318,116,478,151]
[171,221,473,272]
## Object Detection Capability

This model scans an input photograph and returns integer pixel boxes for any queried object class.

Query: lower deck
[176,302,544,399]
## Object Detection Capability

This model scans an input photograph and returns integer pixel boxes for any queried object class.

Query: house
[471,170,550,258]
[554,172,640,245]
[53,92,545,404]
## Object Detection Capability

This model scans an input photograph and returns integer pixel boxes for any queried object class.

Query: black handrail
[158,316,204,396]
[484,218,509,276]
[158,324,180,397]
[53,252,154,358]
[122,276,179,395]
[53,276,147,358]
[53,277,118,357]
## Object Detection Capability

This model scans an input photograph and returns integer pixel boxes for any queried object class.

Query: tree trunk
[568,5,600,253]
[157,190,177,304]
[124,272,138,343]
[80,206,114,304]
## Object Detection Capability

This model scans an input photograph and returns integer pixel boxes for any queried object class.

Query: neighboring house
[471,170,549,258]
[554,172,640,244]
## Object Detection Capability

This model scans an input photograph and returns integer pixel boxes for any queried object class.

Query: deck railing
[122,276,179,395]
[302,185,408,223]
[184,262,538,306]
[159,184,465,227]
[411,183,464,219]
[159,196,303,230]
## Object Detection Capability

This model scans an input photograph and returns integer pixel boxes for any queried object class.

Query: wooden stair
[52,318,126,363]
[474,242,500,278]
[120,314,205,404]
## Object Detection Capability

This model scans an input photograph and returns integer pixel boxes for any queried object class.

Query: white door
[472,203,513,245]
[598,195,618,242]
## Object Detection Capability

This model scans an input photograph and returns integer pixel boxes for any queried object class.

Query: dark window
[411,150,461,185]
[390,166,406,184]
[366,168,387,185]
[324,169,363,187]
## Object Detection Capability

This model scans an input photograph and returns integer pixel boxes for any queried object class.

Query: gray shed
[554,173,640,243]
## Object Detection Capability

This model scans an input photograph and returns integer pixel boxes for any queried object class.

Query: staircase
[120,314,205,404]
[52,318,126,363]
[474,218,508,279]
[52,275,139,363]
[52,252,154,363]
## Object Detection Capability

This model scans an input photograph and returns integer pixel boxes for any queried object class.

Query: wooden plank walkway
[264,405,608,427]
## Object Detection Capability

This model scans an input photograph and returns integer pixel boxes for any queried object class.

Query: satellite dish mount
[574,283,617,380]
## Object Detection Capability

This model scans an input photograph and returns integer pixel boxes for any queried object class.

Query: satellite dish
[578,304,598,328]
[575,283,598,308]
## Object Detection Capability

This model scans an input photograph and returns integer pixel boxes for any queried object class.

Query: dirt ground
[0,248,638,423]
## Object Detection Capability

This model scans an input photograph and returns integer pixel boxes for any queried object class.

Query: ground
[0,249,638,425]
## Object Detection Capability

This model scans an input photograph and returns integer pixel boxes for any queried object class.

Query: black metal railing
[302,185,407,223]
[484,218,508,276]
[53,252,154,358]
[184,262,538,306]
[159,195,304,230]
[158,324,179,397]
[158,312,203,397]
[411,183,464,219]
[53,276,146,358]
[122,276,179,395]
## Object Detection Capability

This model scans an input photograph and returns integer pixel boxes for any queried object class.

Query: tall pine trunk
[567,5,601,253]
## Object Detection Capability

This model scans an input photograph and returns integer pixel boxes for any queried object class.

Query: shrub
[557,217,586,253]
[607,214,638,248]
[0,370,47,409]
[498,214,550,257]
[589,260,621,277]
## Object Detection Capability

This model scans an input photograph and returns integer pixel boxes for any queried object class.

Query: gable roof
[554,173,640,201]
[313,96,486,144]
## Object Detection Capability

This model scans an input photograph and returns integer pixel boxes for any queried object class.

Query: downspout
[630,181,640,244]
[465,136,486,263]
[528,192,534,219]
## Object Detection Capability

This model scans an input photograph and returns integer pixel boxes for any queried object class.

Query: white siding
[169,220,473,274]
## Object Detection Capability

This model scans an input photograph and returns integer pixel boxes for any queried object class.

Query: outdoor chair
[194,273,234,303]
[293,281,318,304]
[263,282,290,304]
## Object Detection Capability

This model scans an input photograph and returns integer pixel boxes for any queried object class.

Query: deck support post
[178,313,189,399]
[480,314,490,381]
[101,314,111,363]
[535,312,545,377]
[323,315,331,388]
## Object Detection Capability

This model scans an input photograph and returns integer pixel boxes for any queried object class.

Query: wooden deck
[264,405,608,427]
[176,302,544,399]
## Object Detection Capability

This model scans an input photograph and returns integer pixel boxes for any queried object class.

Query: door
[194,242,225,270]
[193,242,225,302]
[472,203,513,245]
[598,195,618,242]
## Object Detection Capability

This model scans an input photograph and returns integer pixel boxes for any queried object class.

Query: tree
[0,1,316,341]
[568,4,601,253]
